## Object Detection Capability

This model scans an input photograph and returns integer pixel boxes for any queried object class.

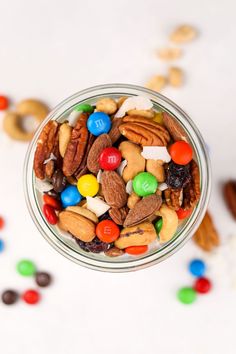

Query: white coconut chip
[117,159,127,176]
[35,179,53,193]
[158,183,168,191]
[43,153,57,165]
[115,96,153,118]
[68,110,82,127]
[97,169,103,183]
[141,146,171,162]
[86,196,110,217]
[126,180,133,195]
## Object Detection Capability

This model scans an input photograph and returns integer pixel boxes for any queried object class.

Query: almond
[101,171,127,208]
[87,134,112,174]
[162,112,188,142]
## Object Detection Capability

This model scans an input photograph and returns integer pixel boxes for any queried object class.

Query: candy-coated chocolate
[43,194,61,210]
[43,204,58,225]
[17,259,36,276]
[35,272,52,287]
[177,287,197,304]
[176,208,192,219]
[133,172,158,197]
[1,290,18,305]
[155,218,163,235]
[189,259,206,277]
[0,239,5,252]
[169,141,193,165]
[77,174,99,197]
[99,147,122,170]
[87,112,111,136]
[74,103,94,113]
[0,95,9,110]
[22,289,40,305]
[96,220,120,243]
[194,277,212,294]
[125,245,148,255]
[0,216,5,230]
[61,185,82,208]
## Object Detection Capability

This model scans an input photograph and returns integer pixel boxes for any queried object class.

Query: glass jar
[24,84,211,272]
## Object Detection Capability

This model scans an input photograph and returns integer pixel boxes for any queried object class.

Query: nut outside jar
[24,84,211,272]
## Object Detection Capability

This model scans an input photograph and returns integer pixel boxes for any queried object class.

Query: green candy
[133,172,158,197]
[74,103,94,113]
[155,218,163,235]
[177,287,197,304]
[17,260,36,276]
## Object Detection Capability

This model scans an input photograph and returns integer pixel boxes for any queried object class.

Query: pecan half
[193,211,220,251]
[223,181,236,219]
[119,115,170,146]
[101,171,127,208]
[62,113,89,176]
[109,207,129,225]
[164,188,183,210]
[33,121,59,179]
[183,160,200,210]
[162,112,188,142]
[75,133,95,179]
[124,194,162,227]
[87,134,112,174]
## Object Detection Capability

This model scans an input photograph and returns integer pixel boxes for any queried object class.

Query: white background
[0,0,236,353]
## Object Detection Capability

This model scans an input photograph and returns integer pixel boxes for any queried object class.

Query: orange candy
[96,220,120,243]
[0,216,5,230]
[169,141,193,165]
[0,96,9,110]
[125,245,148,255]
[176,208,192,219]
[43,194,61,210]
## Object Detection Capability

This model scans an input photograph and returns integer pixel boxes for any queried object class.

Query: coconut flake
[126,180,133,195]
[35,178,53,193]
[158,183,168,191]
[141,146,171,162]
[97,169,103,183]
[86,196,110,217]
[43,153,57,165]
[117,159,127,176]
[68,110,82,127]
[115,96,153,118]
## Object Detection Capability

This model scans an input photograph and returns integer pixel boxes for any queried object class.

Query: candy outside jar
[24,84,211,272]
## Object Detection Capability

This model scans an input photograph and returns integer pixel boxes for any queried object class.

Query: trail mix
[33,96,201,257]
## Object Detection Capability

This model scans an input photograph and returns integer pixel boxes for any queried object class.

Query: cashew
[66,206,98,223]
[117,96,128,108]
[119,141,145,183]
[115,222,156,249]
[59,123,72,157]
[16,99,49,122]
[127,192,141,209]
[168,67,183,87]
[96,97,118,115]
[145,75,167,92]
[155,204,178,243]
[146,159,165,182]
[127,109,155,119]
[3,112,34,141]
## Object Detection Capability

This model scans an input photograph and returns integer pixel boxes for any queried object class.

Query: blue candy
[189,259,206,277]
[87,112,111,136]
[61,185,82,208]
[0,239,4,253]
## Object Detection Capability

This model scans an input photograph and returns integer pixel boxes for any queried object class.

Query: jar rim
[23,83,211,272]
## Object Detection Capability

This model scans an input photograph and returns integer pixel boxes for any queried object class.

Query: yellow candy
[153,112,163,125]
[77,174,99,197]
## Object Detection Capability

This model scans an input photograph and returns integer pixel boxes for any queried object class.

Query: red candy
[99,147,122,170]
[22,289,40,304]
[169,141,193,165]
[96,220,120,243]
[0,95,9,110]
[43,194,61,210]
[194,277,212,294]
[176,208,192,219]
[43,204,58,225]
[0,216,5,230]
[125,245,148,255]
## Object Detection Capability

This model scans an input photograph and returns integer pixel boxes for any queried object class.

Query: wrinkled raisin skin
[166,162,191,189]
[75,237,113,253]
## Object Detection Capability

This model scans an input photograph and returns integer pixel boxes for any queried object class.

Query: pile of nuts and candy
[33,95,201,258]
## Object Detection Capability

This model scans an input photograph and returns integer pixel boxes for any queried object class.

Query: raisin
[166,162,191,189]
[75,237,112,253]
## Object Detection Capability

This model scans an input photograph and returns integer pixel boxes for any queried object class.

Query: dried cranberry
[166,162,191,189]
[75,237,112,253]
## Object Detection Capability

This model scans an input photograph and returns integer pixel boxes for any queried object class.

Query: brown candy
[35,272,52,287]
[52,169,67,193]
[1,290,19,305]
